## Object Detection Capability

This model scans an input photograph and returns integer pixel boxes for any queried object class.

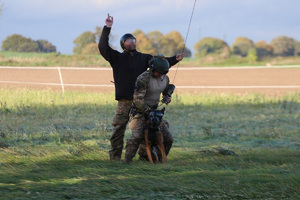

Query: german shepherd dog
[144,107,167,163]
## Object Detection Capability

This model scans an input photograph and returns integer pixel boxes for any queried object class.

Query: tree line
[195,36,300,62]
[1,34,56,53]
[1,25,300,61]
[72,27,300,60]
[72,27,192,57]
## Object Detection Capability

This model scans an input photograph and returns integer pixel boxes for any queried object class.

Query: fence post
[57,66,65,93]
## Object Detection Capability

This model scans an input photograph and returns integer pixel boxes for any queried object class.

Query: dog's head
[148,107,165,129]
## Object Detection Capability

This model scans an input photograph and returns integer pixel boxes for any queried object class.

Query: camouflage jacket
[133,70,169,113]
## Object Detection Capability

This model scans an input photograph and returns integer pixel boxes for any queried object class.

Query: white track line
[0,81,114,87]
[171,66,300,70]
[0,66,111,70]
[0,81,299,89]
[176,86,300,89]
[0,81,62,86]
[0,65,300,70]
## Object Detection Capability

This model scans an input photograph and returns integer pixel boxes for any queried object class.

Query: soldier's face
[153,71,163,78]
[124,38,136,51]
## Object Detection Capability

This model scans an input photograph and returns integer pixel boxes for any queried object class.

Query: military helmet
[120,33,136,50]
[149,55,170,74]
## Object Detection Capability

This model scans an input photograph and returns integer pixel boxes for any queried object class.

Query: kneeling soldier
[124,56,174,163]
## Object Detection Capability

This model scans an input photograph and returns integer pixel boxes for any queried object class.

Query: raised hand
[105,13,113,27]
[176,53,184,61]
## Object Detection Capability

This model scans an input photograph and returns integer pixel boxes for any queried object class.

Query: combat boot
[124,138,140,163]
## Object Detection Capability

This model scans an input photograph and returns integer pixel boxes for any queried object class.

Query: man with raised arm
[98,14,183,161]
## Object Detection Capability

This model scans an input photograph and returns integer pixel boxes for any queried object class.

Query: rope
[172,0,197,84]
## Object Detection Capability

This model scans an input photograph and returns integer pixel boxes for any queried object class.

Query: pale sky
[0,0,299,55]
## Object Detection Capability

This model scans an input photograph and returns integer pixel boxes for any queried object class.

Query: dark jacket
[98,25,179,100]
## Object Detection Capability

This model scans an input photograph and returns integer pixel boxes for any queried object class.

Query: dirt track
[0,66,300,96]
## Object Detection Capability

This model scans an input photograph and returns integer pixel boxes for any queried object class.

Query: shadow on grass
[0,103,117,147]
[0,94,299,199]
[0,149,299,199]
[0,99,299,165]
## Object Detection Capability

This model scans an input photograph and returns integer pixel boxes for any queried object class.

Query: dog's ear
[161,107,165,114]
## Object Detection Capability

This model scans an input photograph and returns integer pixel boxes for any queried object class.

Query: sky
[0,0,299,55]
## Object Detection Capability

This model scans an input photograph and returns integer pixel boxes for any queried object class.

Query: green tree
[81,43,99,55]
[231,37,255,57]
[294,40,300,56]
[159,36,178,57]
[194,37,230,58]
[147,30,163,55]
[94,26,116,46]
[159,31,191,57]
[182,47,192,58]
[254,40,273,58]
[247,48,258,63]
[270,36,295,57]
[132,29,156,55]
[1,34,40,52]
[37,40,56,53]
[0,1,4,17]
[94,26,103,42]
[73,31,95,54]
[132,29,144,37]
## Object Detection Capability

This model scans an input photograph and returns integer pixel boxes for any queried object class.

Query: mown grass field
[0,89,299,199]
[1,51,300,67]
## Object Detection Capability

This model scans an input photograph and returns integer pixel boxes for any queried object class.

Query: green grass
[0,89,299,199]
[0,51,110,67]
[1,51,300,67]
[181,55,300,67]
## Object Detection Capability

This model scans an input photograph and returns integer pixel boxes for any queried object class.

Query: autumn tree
[231,37,255,57]
[94,26,103,43]
[147,30,163,55]
[254,40,273,58]
[159,36,177,57]
[2,34,33,52]
[73,31,95,54]
[132,29,144,36]
[81,43,99,55]
[270,36,296,57]
[194,37,230,58]
[132,29,156,55]
[159,31,191,57]
[37,40,56,53]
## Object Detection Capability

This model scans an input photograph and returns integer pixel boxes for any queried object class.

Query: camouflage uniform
[124,70,174,163]
[110,99,132,160]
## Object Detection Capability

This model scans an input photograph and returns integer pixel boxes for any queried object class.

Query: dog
[144,107,167,164]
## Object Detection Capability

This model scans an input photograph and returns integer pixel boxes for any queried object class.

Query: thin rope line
[173,0,197,84]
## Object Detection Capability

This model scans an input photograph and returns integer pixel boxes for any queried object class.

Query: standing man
[98,13,183,161]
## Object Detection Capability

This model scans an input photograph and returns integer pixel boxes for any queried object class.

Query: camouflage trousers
[124,113,173,163]
[109,99,132,161]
